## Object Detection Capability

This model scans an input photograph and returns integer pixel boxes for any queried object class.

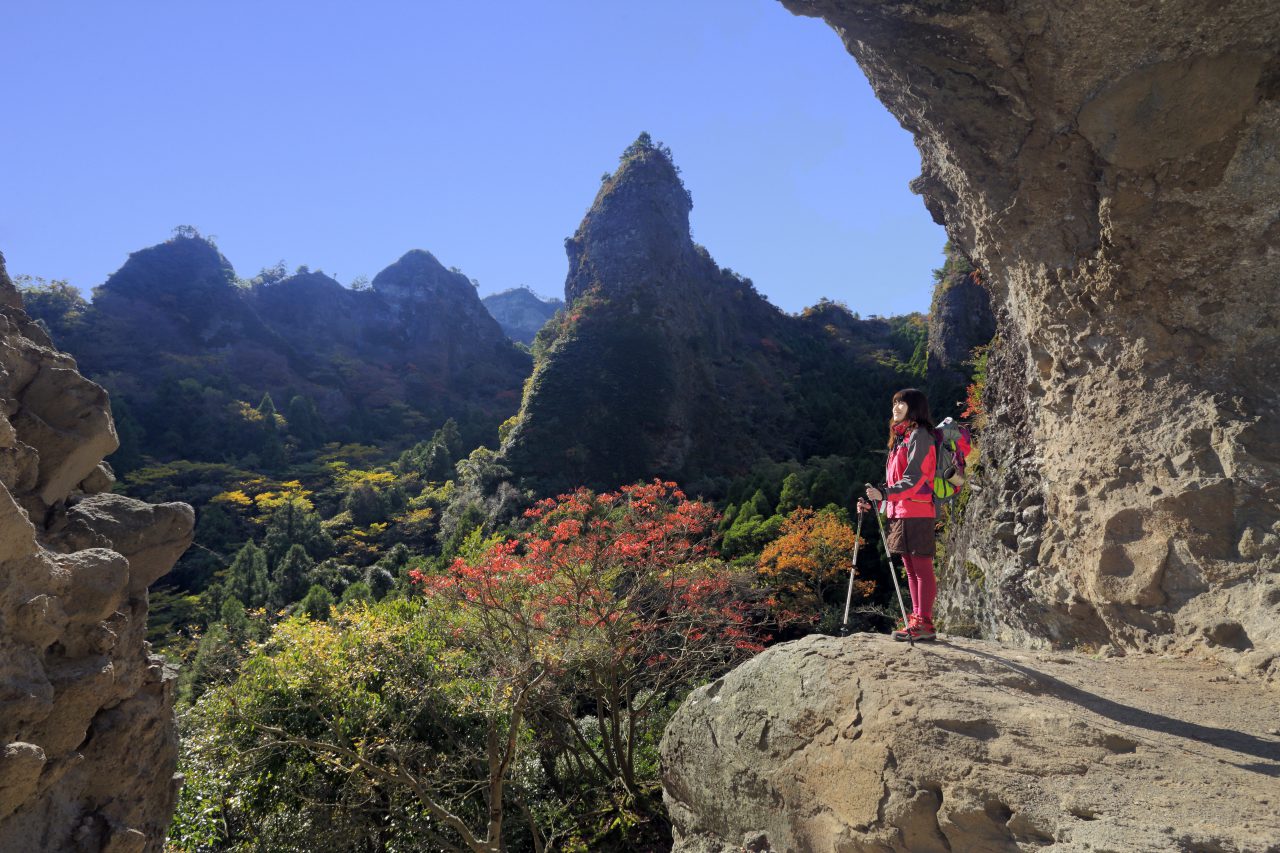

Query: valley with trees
[18,137,990,851]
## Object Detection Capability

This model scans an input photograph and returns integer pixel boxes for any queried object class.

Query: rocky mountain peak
[372,249,476,306]
[88,235,274,354]
[481,287,563,345]
[95,234,236,302]
[259,269,344,296]
[564,135,697,303]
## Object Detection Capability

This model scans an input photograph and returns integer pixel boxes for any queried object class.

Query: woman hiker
[859,388,938,642]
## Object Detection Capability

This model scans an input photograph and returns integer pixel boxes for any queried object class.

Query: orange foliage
[758,507,873,615]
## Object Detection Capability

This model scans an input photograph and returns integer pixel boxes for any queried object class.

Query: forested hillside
[21,233,529,469]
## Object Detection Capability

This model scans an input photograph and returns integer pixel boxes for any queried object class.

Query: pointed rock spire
[564,134,697,303]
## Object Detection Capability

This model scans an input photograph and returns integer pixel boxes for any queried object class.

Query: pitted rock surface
[662,633,1280,853]
[779,0,1280,674]
[0,253,193,852]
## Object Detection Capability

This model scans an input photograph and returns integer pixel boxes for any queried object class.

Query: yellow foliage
[235,401,265,423]
[212,478,314,518]
[335,468,398,491]
[395,507,435,526]
[211,489,253,507]
[253,483,314,513]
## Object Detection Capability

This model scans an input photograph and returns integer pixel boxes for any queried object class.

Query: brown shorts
[885,517,936,557]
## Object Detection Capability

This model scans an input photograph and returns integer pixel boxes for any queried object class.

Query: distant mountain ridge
[481,287,563,344]
[25,236,529,466]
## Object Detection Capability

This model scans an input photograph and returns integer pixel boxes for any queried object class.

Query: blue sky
[3,1,945,317]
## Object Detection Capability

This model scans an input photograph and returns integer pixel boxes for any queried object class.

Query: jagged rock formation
[0,253,194,852]
[662,634,1280,852]
[500,138,929,495]
[928,274,991,378]
[30,237,529,460]
[925,254,995,416]
[779,0,1280,673]
[481,287,563,345]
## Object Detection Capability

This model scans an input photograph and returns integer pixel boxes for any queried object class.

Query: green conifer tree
[219,597,250,640]
[255,393,286,468]
[748,488,773,520]
[343,482,387,527]
[224,541,269,609]
[299,584,334,621]
[256,392,278,421]
[778,473,810,513]
[261,499,335,567]
[341,580,374,606]
[810,470,843,510]
[286,394,324,449]
[182,622,240,705]
[268,543,316,611]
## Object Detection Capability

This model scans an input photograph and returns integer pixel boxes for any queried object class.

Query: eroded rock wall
[0,253,193,852]
[781,0,1280,672]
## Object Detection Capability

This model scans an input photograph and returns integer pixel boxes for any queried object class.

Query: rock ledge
[661,634,1280,853]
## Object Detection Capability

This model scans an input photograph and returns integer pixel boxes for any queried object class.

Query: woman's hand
[856,498,873,513]
[864,486,884,502]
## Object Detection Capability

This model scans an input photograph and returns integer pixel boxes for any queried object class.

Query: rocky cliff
[779,0,1280,672]
[0,253,194,852]
[481,287,563,345]
[500,137,931,495]
[662,634,1280,852]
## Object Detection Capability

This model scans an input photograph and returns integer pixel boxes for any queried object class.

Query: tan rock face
[0,255,193,852]
[662,634,1280,852]
[780,0,1280,672]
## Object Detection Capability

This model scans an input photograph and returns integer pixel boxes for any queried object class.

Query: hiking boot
[891,614,921,640]
[893,616,937,642]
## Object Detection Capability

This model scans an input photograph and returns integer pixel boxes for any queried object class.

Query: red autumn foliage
[961,382,984,421]
[410,480,767,663]
[409,480,775,802]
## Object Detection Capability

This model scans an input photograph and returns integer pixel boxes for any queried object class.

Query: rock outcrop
[662,634,1280,852]
[500,137,931,495]
[927,270,992,378]
[481,287,563,345]
[0,253,194,852]
[926,257,995,416]
[779,0,1280,672]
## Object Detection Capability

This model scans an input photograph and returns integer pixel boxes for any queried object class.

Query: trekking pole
[839,508,865,636]
[864,484,914,648]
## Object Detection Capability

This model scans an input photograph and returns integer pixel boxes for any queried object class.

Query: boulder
[662,634,1280,852]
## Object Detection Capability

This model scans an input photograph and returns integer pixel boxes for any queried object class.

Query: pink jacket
[883,426,936,519]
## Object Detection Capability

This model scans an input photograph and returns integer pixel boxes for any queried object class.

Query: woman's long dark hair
[886,388,935,448]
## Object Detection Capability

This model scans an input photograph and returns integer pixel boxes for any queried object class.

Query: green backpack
[933,417,973,503]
